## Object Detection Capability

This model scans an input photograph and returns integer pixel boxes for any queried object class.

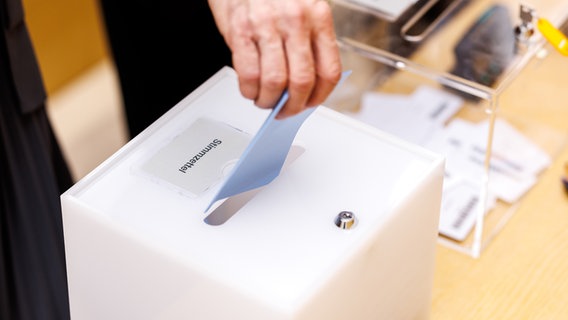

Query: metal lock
[335,211,357,230]
[515,4,536,42]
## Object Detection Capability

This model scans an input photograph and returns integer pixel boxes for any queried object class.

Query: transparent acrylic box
[327,0,568,257]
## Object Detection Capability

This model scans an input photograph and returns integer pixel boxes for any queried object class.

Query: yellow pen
[537,17,568,56]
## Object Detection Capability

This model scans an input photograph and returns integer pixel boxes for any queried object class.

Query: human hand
[208,0,342,118]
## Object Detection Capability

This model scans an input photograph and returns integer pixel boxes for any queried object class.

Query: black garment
[99,0,232,137]
[1,0,72,319]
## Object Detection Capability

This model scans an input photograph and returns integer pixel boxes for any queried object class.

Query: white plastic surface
[61,67,444,320]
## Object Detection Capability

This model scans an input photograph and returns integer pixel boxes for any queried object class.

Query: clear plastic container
[327,0,568,257]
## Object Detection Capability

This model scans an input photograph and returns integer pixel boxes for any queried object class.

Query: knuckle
[283,4,307,27]
[227,14,253,43]
[239,69,260,85]
[250,6,275,28]
[240,87,257,100]
[289,73,315,93]
[320,63,342,84]
[262,72,287,90]
[312,1,333,20]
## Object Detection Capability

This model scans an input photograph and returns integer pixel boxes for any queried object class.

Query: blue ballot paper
[205,71,351,212]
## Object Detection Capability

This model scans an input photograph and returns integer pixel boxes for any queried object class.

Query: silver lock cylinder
[335,211,357,230]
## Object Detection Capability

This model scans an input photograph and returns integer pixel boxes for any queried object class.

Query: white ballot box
[61,67,444,320]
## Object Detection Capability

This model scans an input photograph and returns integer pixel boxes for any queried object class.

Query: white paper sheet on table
[351,85,551,241]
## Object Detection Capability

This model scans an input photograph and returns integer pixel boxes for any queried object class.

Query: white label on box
[140,118,251,197]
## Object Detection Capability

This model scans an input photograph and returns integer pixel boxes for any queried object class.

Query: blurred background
[23,0,128,180]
